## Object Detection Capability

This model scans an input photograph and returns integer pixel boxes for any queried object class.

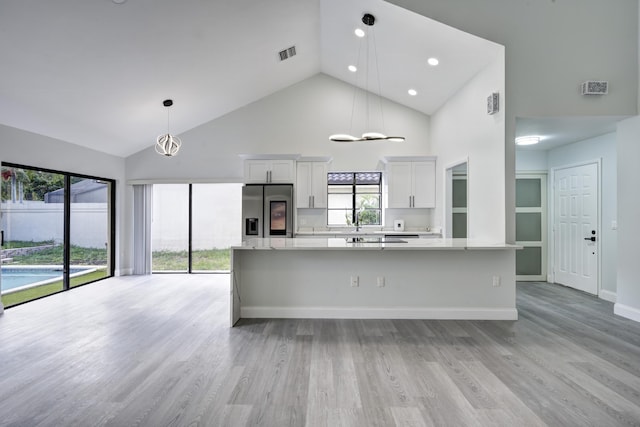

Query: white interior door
[553,163,599,294]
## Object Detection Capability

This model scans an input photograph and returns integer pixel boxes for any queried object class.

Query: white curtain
[133,184,152,275]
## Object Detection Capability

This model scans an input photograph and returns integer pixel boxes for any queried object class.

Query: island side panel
[230,248,242,326]
[233,249,517,321]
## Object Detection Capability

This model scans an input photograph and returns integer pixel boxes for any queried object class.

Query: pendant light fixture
[155,99,182,156]
[329,13,405,143]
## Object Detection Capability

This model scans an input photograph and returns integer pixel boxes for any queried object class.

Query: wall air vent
[581,81,608,95]
[278,46,297,61]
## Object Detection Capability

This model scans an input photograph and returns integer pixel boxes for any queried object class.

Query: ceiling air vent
[278,46,297,61]
[581,81,608,95]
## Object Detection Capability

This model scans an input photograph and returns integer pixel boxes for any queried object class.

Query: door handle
[584,237,596,242]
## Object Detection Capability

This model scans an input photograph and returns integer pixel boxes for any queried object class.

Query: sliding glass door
[69,176,113,287]
[151,183,242,273]
[151,184,190,272]
[1,164,115,307]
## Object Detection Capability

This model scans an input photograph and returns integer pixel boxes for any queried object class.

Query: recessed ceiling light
[348,65,357,72]
[112,0,127,3]
[515,136,541,146]
[354,28,365,38]
[427,57,439,66]
[408,89,417,96]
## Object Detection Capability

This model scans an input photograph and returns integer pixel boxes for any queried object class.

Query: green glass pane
[516,178,542,207]
[356,194,380,208]
[452,179,467,208]
[516,212,542,241]
[452,213,467,238]
[358,210,381,225]
[516,246,542,275]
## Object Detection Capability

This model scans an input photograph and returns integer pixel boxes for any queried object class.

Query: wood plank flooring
[0,275,639,426]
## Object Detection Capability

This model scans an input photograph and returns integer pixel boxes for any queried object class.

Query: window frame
[327,172,382,226]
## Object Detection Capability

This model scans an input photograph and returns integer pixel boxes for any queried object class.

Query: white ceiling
[1,0,617,159]
[516,116,628,151]
[0,0,501,158]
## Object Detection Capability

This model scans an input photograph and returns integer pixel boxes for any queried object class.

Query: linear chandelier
[155,99,182,156]
[329,13,405,143]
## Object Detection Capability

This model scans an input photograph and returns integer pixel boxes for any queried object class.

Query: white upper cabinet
[386,157,436,208]
[244,159,295,183]
[296,161,329,208]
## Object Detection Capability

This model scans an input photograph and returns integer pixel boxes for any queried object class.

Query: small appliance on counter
[242,184,293,241]
[393,219,405,232]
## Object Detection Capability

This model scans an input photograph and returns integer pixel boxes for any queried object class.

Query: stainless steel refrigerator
[242,184,293,241]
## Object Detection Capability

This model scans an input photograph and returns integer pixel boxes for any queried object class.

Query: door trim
[549,159,602,294]
[515,172,547,281]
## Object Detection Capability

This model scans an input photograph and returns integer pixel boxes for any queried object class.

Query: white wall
[125,74,432,181]
[0,125,128,274]
[430,52,506,243]
[546,133,618,297]
[1,202,109,248]
[516,150,548,172]
[616,117,640,322]
[151,183,242,251]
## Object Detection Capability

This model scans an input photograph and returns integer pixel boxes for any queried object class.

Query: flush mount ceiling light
[515,136,540,146]
[408,89,417,96]
[155,99,182,157]
[330,13,405,143]
[428,57,439,66]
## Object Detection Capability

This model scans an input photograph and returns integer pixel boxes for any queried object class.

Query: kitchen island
[230,237,520,326]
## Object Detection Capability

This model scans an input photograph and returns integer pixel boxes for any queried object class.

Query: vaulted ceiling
[0,0,501,158]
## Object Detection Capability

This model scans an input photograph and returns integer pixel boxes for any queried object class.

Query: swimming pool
[1,267,91,292]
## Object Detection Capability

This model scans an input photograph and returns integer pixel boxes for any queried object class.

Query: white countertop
[295,228,441,236]
[234,237,521,251]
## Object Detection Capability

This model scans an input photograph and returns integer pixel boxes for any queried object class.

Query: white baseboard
[599,290,617,303]
[241,306,518,321]
[614,303,640,323]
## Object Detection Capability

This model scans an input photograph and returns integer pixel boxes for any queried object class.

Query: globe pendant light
[155,99,182,156]
[329,13,405,143]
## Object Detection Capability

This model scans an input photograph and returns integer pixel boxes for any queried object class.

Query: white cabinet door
[244,160,270,183]
[310,162,328,208]
[412,161,436,208]
[244,159,294,183]
[296,162,312,208]
[269,160,294,183]
[296,162,328,208]
[387,160,436,208]
[387,162,413,208]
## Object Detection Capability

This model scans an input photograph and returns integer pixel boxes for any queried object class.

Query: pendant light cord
[371,26,386,135]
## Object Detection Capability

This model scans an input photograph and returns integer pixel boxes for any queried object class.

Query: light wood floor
[0,275,639,427]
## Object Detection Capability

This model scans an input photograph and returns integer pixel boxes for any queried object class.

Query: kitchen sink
[345,237,407,244]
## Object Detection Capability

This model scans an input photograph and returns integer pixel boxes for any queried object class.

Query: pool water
[1,268,87,291]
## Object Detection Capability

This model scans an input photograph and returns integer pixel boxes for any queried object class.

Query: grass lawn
[152,249,231,271]
[1,240,54,249]
[1,268,108,308]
